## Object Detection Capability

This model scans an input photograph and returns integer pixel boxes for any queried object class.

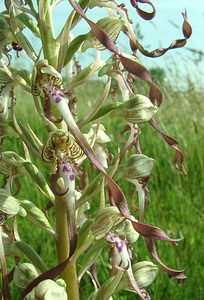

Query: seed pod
[112,94,158,123]
[81,17,124,51]
[91,206,124,240]
[13,263,39,289]
[117,261,158,292]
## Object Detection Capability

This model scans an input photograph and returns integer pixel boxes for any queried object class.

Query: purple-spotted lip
[55,96,62,103]
[115,240,124,253]
[69,174,75,181]
[62,165,72,173]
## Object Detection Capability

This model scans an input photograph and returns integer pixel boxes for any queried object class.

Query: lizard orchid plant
[0,0,192,299]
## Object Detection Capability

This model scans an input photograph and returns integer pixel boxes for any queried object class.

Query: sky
[0,0,203,84]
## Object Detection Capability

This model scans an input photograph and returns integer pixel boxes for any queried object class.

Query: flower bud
[117,261,158,292]
[117,154,155,180]
[13,263,39,289]
[114,217,139,244]
[26,279,67,300]
[111,94,158,123]
[91,207,124,240]
[0,189,20,218]
[85,124,111,144]
[81,17,124,52]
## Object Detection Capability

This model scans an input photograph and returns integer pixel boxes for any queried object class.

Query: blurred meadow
[2,60,204,299]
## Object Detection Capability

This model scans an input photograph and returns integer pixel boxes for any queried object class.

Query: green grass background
[1,77,204,299]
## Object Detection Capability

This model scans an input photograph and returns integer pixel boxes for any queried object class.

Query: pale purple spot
[55,97,62,103]
[115,240,123,253]
[62,165,72,173]
[69,174,75,181]
[51,92,57,97]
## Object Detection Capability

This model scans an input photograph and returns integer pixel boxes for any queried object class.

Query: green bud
[13,263,39,289]
[17,206,27,217]
[91,206,124,240]
[0,189,20,218]
[114,218,139,244]
[117,261,158,292]
[26,279,68,300]
[81,17,124,52]
[112,94,158,123]
[117,154,155,180]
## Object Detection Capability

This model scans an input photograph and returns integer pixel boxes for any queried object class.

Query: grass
[1,79,204,299]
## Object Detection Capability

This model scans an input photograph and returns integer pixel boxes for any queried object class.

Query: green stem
[55,195,69,264]
[65,258,79,300]
[55,193,79,299]
[38,0,59,67]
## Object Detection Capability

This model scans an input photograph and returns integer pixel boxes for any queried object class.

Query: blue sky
[0,0,203,80]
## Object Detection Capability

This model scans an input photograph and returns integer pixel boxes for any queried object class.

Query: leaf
[67,59,100,90]
[16,13,40,37]
[78,240,106,280]
[20,200,56,238]
[64,34,87,66]
[74,220,94,258]
[92,271,124,300]
[78,78,111,128]
[23,162,55,202]
[15,241,47,273]
[88,103,122,123]
[71,0,91,28]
